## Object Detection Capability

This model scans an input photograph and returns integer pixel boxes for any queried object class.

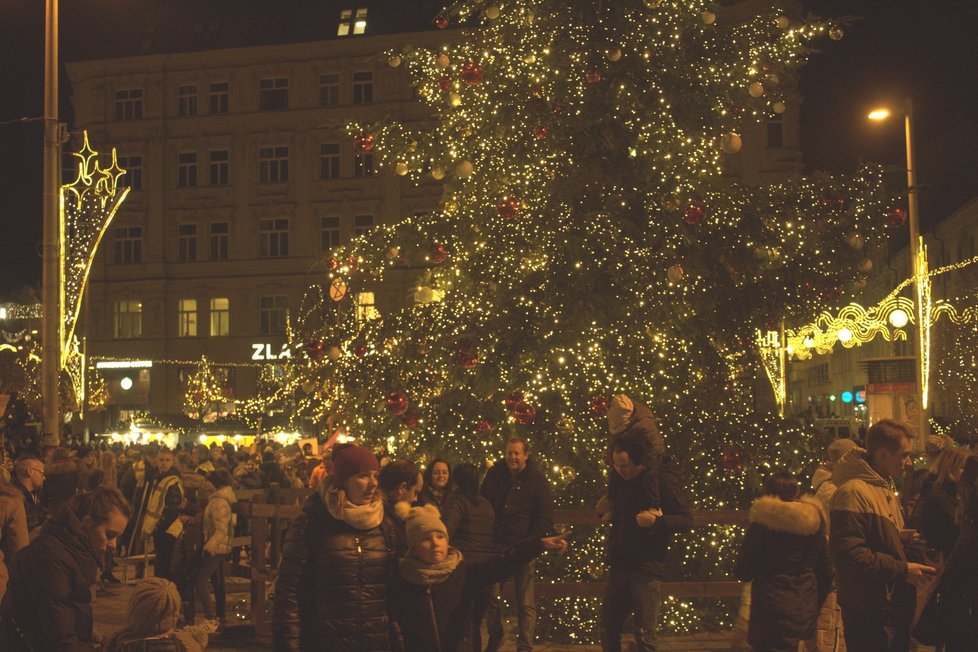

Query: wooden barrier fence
[230,488,749,635]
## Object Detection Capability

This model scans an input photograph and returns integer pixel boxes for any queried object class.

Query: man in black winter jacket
[480,437,554,652]
[601,434,692,652]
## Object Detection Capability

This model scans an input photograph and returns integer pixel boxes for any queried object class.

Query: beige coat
[0,491,29,603]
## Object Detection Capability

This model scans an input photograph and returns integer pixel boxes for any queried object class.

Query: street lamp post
[41,0,62,444]
[869,99,927,450]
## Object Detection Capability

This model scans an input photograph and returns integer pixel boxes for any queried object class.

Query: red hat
[332,445,379,488]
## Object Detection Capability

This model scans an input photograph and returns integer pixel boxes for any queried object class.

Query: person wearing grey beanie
[102,578,210,652]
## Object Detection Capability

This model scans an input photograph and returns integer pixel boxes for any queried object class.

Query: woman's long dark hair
[762,471,800,502]
[452,463,482,501]
[423,458,451,494]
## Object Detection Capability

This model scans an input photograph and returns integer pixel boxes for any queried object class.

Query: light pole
[868,99,927,450]
[41,0,62,444]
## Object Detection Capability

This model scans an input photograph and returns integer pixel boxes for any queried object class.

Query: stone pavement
[92,580,741,651]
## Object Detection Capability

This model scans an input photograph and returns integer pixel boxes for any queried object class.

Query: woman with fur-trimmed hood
[735,472,832,652]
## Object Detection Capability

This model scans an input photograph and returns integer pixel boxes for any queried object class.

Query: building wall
[67,24,806,420]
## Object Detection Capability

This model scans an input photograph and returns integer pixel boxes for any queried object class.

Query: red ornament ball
[590,394,609,416]
[437,75,452,92]
[355,343,368,357]
[304,339,326,361]
[402,410,420,428]
[505,391,524,411]
[460,61,484,85]
[722,444,745,473]
[534,126,549,139]
[430,243,449,265]
[585,70,603,85]
[457,349,479,369]
[352,132,375,153]
[346,255,359,271]
[683,202,705,225]
[497,197,520,219]
[476,419,493,438]
[328,256,340,270]
[885,205,907,228]
[512,402,536,425]
[434,16,449,29]
[822,196,847,211]
[386,391,409,416]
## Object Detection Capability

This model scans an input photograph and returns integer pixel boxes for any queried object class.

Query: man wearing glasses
[13,456,46,537]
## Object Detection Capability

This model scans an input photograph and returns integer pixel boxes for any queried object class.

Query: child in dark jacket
[391,505,569,652]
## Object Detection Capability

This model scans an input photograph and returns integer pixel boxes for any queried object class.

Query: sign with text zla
[252,343,292,361]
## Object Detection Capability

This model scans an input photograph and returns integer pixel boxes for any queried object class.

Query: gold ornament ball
[606,47,622,62]
[749,82,765,98]
[301,380,317,394]
[394,162,409,176]
[558,466,577,482]
[845,232,865,250]
[524,53,536,64]
[776,15,791,30]
[388,55,402,68]
[701,10,717,25]
[667,264,685,283]
[456,160,474,178]
[415,286,436,304]
[829,25,844,41]
[720,132,742,154]
[484,5,500,19]
[431,166,446,180]
[853,276,868,289]
[449,92,462,107]
[387,246,400,260]
[435,53,450,69]
[858,257,874,273]
[773,101,787,114]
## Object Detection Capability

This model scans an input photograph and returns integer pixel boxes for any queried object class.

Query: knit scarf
[324,487,385,530]
[399,548,463,586]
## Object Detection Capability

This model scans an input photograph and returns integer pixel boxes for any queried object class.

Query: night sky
[1,0,976,297]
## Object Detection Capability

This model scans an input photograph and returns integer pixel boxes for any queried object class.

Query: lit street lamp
[868,98,928,449]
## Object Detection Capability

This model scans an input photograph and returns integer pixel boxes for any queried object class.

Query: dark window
[118,156,143,191]
[259,218,289,258]
[209,222,229,260]
[115,89,143,120]
[259,78,289,111]
[178,85,198,116]
[320,143,340,179]
[259,295,289,335]
[352,71,373,104]
[178,152,197,188]
[320,216,341,251]
[113,300,142,338]
[767,115,785,148]
[209,150,229,186]
[354,214,373,237]
[319,74,340,106]
[259,146,289,183]
[113,226,143,264]
[178,224,197,261]
[209,82,229,114]
[354,152,373,177]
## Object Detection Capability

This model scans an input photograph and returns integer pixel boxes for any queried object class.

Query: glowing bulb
[120,376,133,390]
[889,309,909,328]
[837,327,853,343]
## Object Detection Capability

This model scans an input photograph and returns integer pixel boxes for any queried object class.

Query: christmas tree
[183,356,226,422]
[290,0,896,637]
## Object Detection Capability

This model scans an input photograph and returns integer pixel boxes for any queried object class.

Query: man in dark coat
[0,486,130,651]
[600,434,692,652]
[830,419,937,652]
[480,436,554,652]
[12,455,46,535]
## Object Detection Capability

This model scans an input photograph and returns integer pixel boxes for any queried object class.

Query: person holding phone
[829,419,937,652]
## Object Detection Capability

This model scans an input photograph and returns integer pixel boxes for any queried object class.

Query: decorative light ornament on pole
[868,99,927,446]
[329,278,348,302]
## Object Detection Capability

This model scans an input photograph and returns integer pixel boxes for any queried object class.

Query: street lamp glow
[868,108,891,121]
[837,327,853,343]
[889,308,910,329]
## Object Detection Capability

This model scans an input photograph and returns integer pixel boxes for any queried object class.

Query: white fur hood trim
[748,494,825,536]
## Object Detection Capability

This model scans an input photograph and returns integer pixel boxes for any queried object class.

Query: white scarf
[324,486,384,530]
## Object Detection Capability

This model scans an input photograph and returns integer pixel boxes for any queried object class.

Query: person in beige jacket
[0,475,29,603]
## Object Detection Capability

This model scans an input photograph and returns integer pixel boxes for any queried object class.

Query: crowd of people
[0,405,974,651]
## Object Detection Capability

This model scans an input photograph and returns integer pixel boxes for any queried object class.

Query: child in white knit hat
[103,578,210,652]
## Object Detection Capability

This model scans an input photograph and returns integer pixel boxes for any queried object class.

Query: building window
[209,82,229,114]
[178,299,198,337]
[320,216,341,252]
[767,114,785,148]
[352,71,373,104]
[320,143,340,179]
[113,300,142,339]
[354,214,373,237]
[354,152,373,177]
[259,218,289,258]
[259,146,289,183]
[319,74,340,106]
[114,89,143,120]
[210,298,229,336]
[178,152,197,188]
[356,292,379,321]
[210,222,229,260]
[178,224,197,261]
[337,8,368,36]
[178,85,198,116]
[259,296,289,335]
[113,226,142,264]
[259,77,289,111]
[806,363,829,387]
[209,150,229,186]
[118,156,142,191]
